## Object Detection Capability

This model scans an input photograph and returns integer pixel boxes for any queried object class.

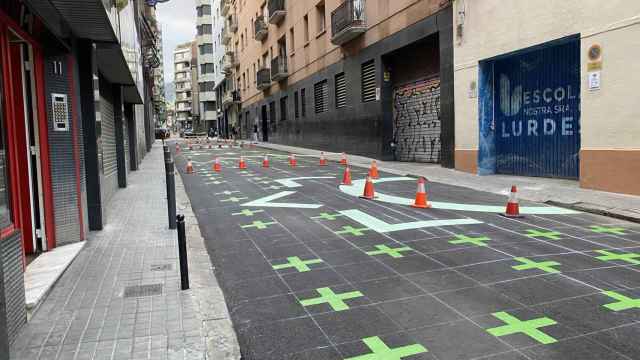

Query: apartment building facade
[219,0,454,165]
[174,42,195,131]
[197,0,218,132]
[453,0,640,195]
[0,0,155,348]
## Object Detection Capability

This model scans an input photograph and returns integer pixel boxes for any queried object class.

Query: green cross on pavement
[272,256,323,272]
[449,234,492,247]
[299,287,364,311]
[232,209,264,217]
[366,245,413,258]
[344,336,428,360]
[486,311,558,345]
[595,250,640,265]
[241,221,277,230]
[220,197,248,203]
[259,181,273,184]
[590,226,627,235]
[335,226,371,237]
[216,191,240,196]
[207,180,227,185]
[266,185,284,190]
[311,213,344,221]
[525,230,563,240]
[602,291,640,312]
[511,257,562,274]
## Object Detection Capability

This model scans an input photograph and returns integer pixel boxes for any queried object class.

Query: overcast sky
[156,0,196,83]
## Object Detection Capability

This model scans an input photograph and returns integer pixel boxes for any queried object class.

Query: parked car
[155,127,169,140]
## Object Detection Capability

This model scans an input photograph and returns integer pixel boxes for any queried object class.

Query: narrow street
[174,142,640,360]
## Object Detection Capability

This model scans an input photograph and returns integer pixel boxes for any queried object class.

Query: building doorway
[261,104,268,142]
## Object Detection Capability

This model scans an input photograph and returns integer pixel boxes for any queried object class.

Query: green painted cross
[232,209,264,217]
[449,234,491,247]
[486,311,558,345]
[220,197,249,203]
[512,257,562,274]
[272,256,323,272]
[602,291,640,312]
[366,245,413,258]
[595,250,640,265]
[299,287,364,311]
[311,213,344,221]
[590,226,627,235]
[266,185,284,190]
[241,221,277,230]
[216,190,240,196]
[525,230,563,240]
[344,336,428,360]
[335,226,371,237]
[207,180,227,185]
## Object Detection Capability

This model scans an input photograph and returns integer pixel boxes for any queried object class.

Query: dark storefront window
[300,88,306,117]
[280,96,287,121]
[0,64,12,228]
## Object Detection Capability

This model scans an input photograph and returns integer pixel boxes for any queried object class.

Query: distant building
[196,0,218,132]
[174,42,195,131]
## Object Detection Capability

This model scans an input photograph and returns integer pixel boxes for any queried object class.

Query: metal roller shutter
[100,86,117,197]
[314,80,328,114]
[361,60,376,103]
[335,72,346,108]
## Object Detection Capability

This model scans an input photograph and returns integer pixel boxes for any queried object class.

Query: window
[303,15,310,43]
[204,102,217,111]
[199,44,213,55]
[294,91,299,119]
[301,88,306,117]
[0,69,11,228]
[197,5,211,16]
[289,27,295,53]
[335,72,346,108]
[200,82,215,92]
[280,96,288,121]
[200,63,215,74]
[361,60,376,102]
[316,1,326,33]
[197,24,212,35]
[314,80,328,114]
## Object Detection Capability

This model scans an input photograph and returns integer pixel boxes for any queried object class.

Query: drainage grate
[123,284,163,298]
[150,264,172,271]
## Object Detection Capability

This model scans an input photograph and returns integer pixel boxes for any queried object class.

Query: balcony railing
[257,68,271,90]
[268,0,286,25]
[254,16,268,41]
[331,0,367,46]
[270,56,289,81]
[221,0,230,16]
[222,55,234,73]
[223,90,242,108]
[222,26,231,45]
[229,14,239,33]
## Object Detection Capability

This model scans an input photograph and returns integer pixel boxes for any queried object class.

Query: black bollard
[176,214,190,290]
[165,149,177,230]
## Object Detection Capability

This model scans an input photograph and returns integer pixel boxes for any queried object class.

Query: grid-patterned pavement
[175,142,640,360]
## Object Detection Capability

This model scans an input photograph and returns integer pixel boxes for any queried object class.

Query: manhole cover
[150,264,172,271]
[123,284,163,298]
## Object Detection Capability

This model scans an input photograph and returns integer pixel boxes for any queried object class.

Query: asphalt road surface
[173,141,640,360]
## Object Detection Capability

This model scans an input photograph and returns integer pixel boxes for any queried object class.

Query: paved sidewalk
[10,144,239,360]
[254,142,640,222]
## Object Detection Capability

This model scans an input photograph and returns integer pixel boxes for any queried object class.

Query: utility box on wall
[51,93,70,132]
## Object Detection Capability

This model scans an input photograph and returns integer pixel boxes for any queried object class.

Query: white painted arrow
[274,176,335,188]
[241,191,323,209]
[339,209,482,233]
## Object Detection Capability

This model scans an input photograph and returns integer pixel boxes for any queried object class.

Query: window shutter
[335,72,346,108]
[361,60,376,103]
[314,80,329,114]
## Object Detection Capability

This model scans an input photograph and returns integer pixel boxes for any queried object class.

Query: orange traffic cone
[262,154,270,168]
[411,177,431,209]
[340,152,348,165]
[213,157,221,172]
[503,186,523,218]
[289,154,297,168]
[341,166,353,186]
[238,156,247,169]
[360,176,376,200]
[186,159,194,174]
[369,160,380,179]
[319,152,328,166]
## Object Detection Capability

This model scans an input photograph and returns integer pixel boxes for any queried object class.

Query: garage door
[392,77,441,163]
[494,38,580,179]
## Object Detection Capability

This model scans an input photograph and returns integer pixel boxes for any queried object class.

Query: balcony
[331,0,367,46]
[268,0,286,25]
[222,55,234,74]
[229,14,239,33]
[257,68,271,91]
[270,56,289,82]
[254,16,268,41]
[221,0,230,16]
[222,26,232,45]
[222,90,242,109]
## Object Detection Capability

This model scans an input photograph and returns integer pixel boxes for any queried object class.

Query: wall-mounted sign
[588,44,602,62]
[588,71,601,91]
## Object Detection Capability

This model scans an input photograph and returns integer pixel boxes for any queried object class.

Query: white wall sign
[588,71,601,91]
